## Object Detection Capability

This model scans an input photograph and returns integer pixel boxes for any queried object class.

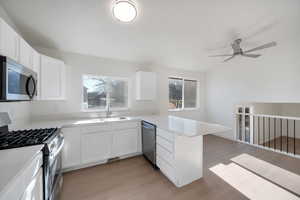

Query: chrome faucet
[106,103,112,118]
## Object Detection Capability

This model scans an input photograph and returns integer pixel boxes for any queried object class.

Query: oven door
[44,137,64,200]
[6,58,37,101]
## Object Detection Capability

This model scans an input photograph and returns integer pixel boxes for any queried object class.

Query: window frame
[168,76,199,111]
[81,74,130,112]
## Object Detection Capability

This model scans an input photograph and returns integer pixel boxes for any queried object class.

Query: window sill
[168,108,199,112]
[81,108,130,113]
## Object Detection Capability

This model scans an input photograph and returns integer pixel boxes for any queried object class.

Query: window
[82,75,129,111]
[168,77,198,110]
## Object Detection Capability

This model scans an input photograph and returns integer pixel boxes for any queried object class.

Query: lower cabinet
[20,168,43,200]
[81,131,113,164]
[156,128,203,187]
[1,152,44,200]
[112,129,138,157]
[61,121,140,171]
[62,127,81,169]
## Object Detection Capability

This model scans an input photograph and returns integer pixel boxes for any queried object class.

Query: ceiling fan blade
[209,54,233,57]
[241,54,261,58]
[244,41,277,53]
[223,55,235,62]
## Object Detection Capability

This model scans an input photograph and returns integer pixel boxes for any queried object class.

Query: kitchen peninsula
[11,115,229,187]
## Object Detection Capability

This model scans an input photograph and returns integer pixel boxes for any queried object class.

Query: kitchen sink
[102,116,129,122]
[73,116,129,125]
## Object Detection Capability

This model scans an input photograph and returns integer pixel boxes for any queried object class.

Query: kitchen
[1,0,300,200]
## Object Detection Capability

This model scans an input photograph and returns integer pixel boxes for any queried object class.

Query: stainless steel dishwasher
[141,120,157,168]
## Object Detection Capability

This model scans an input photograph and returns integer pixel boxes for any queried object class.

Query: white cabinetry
[40,55,66,100]
[156,128,203,187]
[0,151,43,200]
[0,18,69,101]
[19,37,33,69]
[32,50,40,72]
[32,50,41,99]
[62,121,141,171]
[62,127,81,169]
[81,131,113,164]
[20,168,43,200]
[0,17,68,101]
[112,129,138,157]
[136,71,157,100]
[0,18,19,61]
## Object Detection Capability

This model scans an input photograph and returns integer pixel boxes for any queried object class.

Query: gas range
[0,128,59,150]
[0,111,64,200]
[0,125,64,200]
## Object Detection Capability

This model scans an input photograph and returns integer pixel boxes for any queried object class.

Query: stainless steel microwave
[0,56,37,101]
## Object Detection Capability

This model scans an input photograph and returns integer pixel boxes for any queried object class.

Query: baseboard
[62,152,143,173]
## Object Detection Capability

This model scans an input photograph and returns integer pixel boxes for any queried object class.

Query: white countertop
[10,115,230,137]
[142,115,231,137]
[0,145,44,197]
[10,116,140,130]
[0,115,229,197]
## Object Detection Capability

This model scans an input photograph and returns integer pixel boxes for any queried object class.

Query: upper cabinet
[32,50,41,100]
[40,55,66,100]
[136,71,157,100]
[0,18,35,71]
[32,49,41,73]
[19,37,34,69]
[0,17,67,101]
[0,18,19,61]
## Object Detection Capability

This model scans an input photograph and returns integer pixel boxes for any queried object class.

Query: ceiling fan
[209,39,277,62]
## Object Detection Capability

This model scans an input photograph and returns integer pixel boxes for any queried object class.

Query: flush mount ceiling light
[112,0,137,23]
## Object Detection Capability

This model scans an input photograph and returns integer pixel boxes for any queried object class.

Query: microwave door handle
[32,77,37,97]
[26,76,36,99]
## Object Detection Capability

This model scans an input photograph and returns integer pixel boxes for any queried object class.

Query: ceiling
[0,0,299,71]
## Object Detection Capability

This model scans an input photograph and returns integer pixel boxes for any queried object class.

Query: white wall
[278,104,300,118]
[206,39,300,139]
[30,48,206,121]
[0,4,19,32]
[0,5,31,126]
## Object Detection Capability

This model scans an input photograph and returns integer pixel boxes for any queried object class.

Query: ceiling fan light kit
[209,38,277,62]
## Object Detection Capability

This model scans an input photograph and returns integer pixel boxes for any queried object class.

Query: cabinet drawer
[157,135,173,153]
[156,144,174,166]
[157,129,174,142]
[82,122,138,133]
[157,155,176,183]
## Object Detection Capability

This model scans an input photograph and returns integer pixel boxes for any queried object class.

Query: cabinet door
[0,19,19,61]
[19,38,33,69]
[32,50,40,73]
[81,131,113,164]
[136,71,156,100]
[112,129,138,157]
[40,55,66,100]
[62,127,81,169]
[32,50,41,100]
[20,168,43,200]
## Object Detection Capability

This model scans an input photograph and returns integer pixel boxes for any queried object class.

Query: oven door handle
[50,138,64,160]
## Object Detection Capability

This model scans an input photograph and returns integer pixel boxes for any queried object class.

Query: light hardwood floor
[262,136,300,155]
[59,135,300,200]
